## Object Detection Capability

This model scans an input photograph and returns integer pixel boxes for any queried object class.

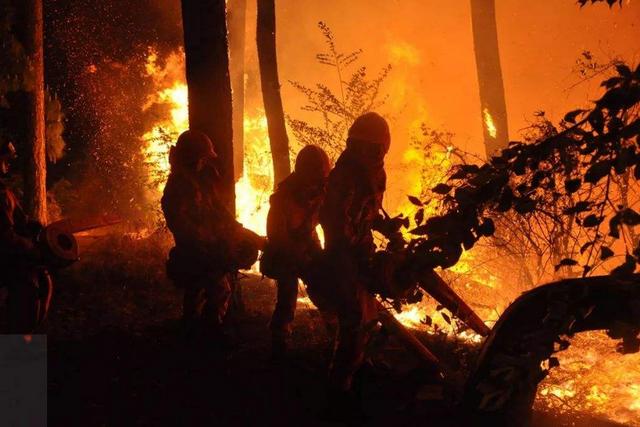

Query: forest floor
[2,232,628,426]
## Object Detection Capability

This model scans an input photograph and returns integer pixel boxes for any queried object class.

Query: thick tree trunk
[228,0,247,181]
[470,0,509,158]
[181,0,235,212]
[23,0,48,224]
[256,0,290,187]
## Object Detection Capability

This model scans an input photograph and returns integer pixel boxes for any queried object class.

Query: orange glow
[482,107,497,138]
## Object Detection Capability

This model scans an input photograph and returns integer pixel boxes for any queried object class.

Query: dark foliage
[397,63,640,276]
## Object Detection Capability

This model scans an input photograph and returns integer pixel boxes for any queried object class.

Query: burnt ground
[0,233,630,426]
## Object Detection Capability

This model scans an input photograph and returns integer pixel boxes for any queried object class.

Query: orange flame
[141,49,273,271]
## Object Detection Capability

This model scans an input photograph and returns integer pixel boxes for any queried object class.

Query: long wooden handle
[375,300,446,376]
[418,270,491,337]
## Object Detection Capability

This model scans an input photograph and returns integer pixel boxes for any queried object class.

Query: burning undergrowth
[536,330,640,426]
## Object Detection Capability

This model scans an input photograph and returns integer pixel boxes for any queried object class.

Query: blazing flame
[141,49,273,260]
[536,331,640,425]
[483,107,497,139]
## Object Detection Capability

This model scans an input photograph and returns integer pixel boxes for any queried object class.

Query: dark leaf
[611,254,637,276]
[408,195,423,206]
[548,357,560,369]
[514,197,536,214]
[563,109,586,124]
[616,63,632,78]
[462,231,476,250]
[555,258,578,271]
[421,315,432,327]
[432,183,452,195]
[414,208,424,225]
[477,218,495,237]
[496,187,513,212]
[587,109,605,134]
[609,215,621,238]
[601,246,614,260]
[564,178,582,194]
[531,171,545,188]
[455,187,476,206]
[513,158,527,175]
[601,76,623,89]
[584,160,611,184]
[580,241,595,254]
[436,305,444,311]
[441,312,451,324]
[621,208,640,226]
[564,201,591,215]
[582,214,604,228]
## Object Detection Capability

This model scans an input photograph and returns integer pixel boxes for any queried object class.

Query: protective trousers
[270,275,298,339]
[181,273,232,332]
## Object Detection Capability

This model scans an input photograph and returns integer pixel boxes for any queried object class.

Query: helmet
[170,130,217,167]
[294,145,331,183]
[347,112,390,154]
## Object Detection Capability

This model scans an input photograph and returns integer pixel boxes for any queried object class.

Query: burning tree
[470,0,509,157]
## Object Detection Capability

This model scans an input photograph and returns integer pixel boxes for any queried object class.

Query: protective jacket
[262,173,323,279]
[162,170,256,286]
[320,149,385,260]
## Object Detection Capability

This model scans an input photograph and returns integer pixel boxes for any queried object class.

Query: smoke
[41,0,640,220]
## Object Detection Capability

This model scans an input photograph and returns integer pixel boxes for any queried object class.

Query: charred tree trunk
[228,0,247,181]
[23,0,47,224]
[181,0,235,212]
[470,0,509,158]
[256,0,290,187]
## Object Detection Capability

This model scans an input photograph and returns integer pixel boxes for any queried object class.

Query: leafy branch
[398,63,640,277]
[287,21,391,161]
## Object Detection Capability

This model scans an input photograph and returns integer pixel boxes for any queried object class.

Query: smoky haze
[43,0,639,216]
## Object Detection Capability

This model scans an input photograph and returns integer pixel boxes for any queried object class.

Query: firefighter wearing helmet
[0,140,51,333]
[314,112,391,410]
[261,144,331,358]
[162,130,265,347]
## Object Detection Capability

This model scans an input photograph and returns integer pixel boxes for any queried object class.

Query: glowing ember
[483,107,497,138]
